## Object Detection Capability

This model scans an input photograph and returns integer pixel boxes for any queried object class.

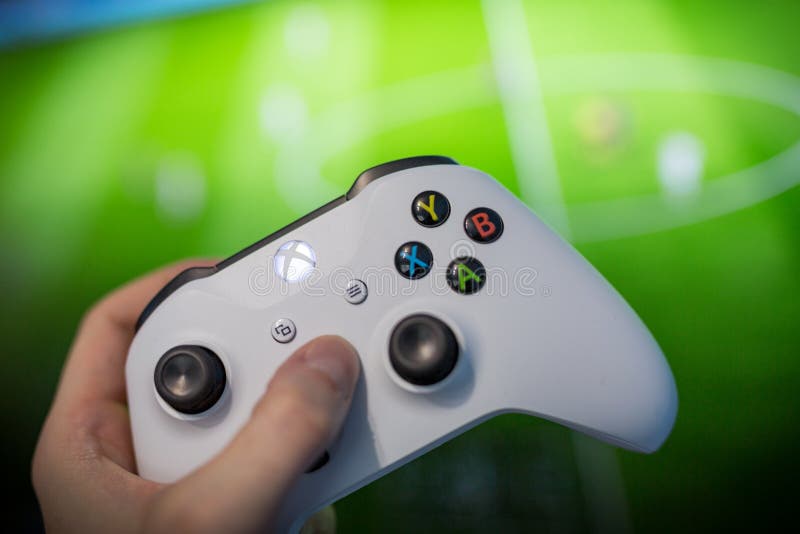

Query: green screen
[2,0,799,531]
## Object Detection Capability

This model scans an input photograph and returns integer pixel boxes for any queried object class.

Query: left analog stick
[155,345,226,414]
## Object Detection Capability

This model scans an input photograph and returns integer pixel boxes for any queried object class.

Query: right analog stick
[389,314,459,386]
[155,345,227,415]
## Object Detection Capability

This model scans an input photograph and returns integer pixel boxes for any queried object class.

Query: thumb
[146,335,360,533]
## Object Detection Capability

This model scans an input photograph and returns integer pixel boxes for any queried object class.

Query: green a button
[446,257,486,294]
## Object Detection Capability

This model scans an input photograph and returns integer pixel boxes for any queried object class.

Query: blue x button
[395,241,433,280]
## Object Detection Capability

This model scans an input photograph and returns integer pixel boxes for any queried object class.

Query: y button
[412,191,450,228]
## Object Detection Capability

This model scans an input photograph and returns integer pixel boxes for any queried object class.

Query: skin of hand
[32,260,361,533]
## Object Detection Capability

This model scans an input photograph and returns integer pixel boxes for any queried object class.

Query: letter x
[457,263,482,292]
[402,245,429,276]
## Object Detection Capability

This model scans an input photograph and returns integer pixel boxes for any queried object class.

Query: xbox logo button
[274,240,317,283]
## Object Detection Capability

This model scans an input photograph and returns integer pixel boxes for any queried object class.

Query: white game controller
[127,156,677,532]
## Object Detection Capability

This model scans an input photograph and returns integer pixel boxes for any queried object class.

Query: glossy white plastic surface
[126,163,677,533]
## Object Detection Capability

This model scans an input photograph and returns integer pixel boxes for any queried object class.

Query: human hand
[32,260,360,533]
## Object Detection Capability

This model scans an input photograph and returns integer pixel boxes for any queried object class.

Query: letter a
[458,263,483,292]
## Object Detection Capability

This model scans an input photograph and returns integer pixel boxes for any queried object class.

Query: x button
[395,242,433,280]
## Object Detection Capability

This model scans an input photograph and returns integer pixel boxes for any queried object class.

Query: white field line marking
[480,0,571,239]
[541,53,800,242]
[481,2,629,530]
[572,433,633,534]
[273,65,496,212]
[275,55,800,242]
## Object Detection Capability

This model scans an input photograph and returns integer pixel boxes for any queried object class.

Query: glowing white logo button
[274,240,317,283]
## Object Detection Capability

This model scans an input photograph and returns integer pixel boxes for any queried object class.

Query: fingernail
[302,336,358,392]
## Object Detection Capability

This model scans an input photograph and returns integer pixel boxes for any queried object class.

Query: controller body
[126,156,677,532]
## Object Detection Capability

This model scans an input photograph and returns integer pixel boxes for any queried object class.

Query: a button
[389,314,459,386]
[411,190,450,227]
[344,279,368,304]
[154,346,227,415]
[395,242,433,280]
[446,257,486,294]
[271,318,297,343]
[464,207,504,243]
[274,240,317,283]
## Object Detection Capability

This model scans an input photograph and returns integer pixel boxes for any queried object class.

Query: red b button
[464,207,503,243]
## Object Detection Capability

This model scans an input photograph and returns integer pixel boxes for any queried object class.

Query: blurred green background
[2,0,799,531]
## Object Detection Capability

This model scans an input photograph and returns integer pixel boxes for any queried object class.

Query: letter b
[471,212,496,239]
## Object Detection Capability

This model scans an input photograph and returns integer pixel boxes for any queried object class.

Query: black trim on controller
[135,266,218,331]
[135,156,459,331]
[216,195,346,271]
[134,196,345,331]
[346,155,457,200]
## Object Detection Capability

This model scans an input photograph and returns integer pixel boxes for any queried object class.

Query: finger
[54,258,218,410]
[40,260,218,472]
[148,336,360,533]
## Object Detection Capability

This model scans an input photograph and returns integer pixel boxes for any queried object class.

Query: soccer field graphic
[272,53,800,243]
[1,0,799,532]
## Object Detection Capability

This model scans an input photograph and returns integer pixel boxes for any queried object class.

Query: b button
[412,191,450,227]
[464,207,503,243]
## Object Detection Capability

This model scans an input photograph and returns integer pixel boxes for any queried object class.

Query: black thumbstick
[155,345,227,414]
[389,314,459,386]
